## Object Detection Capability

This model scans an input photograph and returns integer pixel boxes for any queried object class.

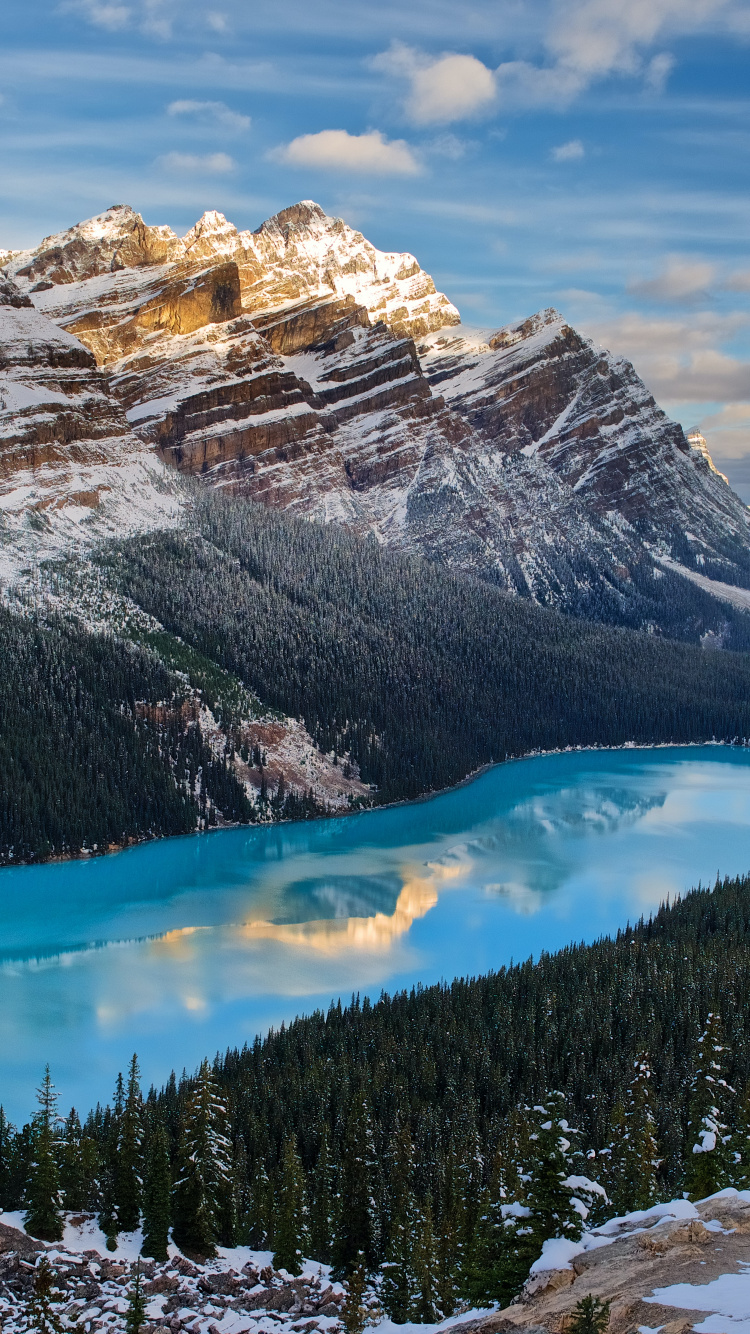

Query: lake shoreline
[4,735,745,871]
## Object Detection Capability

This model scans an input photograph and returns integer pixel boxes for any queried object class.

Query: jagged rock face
[4,201,750,609]
[0,272,181,576]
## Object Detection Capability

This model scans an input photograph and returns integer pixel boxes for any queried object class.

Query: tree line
[3,873,750,1318]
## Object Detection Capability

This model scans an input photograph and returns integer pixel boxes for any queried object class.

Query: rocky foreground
[3,1192,750,1334]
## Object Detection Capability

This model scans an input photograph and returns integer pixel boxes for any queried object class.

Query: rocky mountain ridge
[3,201,750,629]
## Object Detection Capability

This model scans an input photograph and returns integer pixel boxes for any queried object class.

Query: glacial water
[2,745,750,1122]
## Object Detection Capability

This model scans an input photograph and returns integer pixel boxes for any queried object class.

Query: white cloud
[167,99,250,131]
[552,139,585,161]
[699,403,750,458]
[629,256,718,302]
[206,11,227,31]
[372,43,496,124]
[71,0,131,29]
[158,150,235,173]
[725,270,750,292]
[272,129,421,176]
[586,310,750,401]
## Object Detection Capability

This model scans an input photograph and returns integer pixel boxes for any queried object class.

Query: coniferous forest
[4,874,750,1316]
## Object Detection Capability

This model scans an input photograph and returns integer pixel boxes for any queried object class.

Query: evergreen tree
[117,1055,144,1233]
[221,1136,249,1247]
[172,1060,231,1257]
[26,1257,64,1334]
[410,1203,441,1323]
[732,1082,750,1188]
[0,1108,17,1212]
[247,1156,273,1249]
[331,1087,377,1277]
[308,1125,334,1263]
[380,1126,417,1322]
[141,1123,172,1261]
[125,1261,147,1334]
[273,1135,306,1275]
[341,1255,368,1334]
[24,1067,63,1243]
[606,1057,660,1213]
[686,1013,735,1199]
[569,1294,611,1334]
[524,1102,584,1252]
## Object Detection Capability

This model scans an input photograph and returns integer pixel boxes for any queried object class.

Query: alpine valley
[3,200,750,862]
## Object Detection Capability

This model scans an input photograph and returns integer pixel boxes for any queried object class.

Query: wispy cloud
[158,150,235,173]
[167,99,250,131]
[629,256,718,301]
[587,310,750,401]
[552,139,585,162]
[271,128,421,175]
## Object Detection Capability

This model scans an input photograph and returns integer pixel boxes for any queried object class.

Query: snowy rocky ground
[4,1193,750,1334]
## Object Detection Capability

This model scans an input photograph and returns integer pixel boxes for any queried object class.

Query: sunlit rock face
[0,272,180,576]
[5,202,750,607]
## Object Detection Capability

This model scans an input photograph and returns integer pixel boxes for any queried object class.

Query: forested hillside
[0,605,252,863]
[101,493,750,800]
[3,875,750,1314]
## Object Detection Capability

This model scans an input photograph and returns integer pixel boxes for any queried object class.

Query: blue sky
[2,0,750,491]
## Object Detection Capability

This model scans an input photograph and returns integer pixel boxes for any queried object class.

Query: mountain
[6,201,750,637]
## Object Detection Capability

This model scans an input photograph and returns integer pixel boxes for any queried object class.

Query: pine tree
[569,1294,611,1334]
[172,1060,231,1258]
[308,1125,334,1263]
[0,1107,17,1212]
[606,1057,660,1213]
[732,1082,750,1188]
[24,1067,63,1243]
[410,1202,441,1323]
[331,1087,377,1277]
[380,1126,417,1322]
[524,1101,584,1252]
[117,1055,144,1233]
[26,1257,64,1334]
[273,1135,306,1275]
[141,1123,171,1261]
[686,1013,735,1200]
[125,1261,147,1334]
[220,1135,249,1247]
[341,1254,368,1334]
[247,1156,273,1249]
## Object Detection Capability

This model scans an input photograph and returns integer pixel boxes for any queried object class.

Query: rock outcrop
[0,272,181,577]
[4,201,750,614]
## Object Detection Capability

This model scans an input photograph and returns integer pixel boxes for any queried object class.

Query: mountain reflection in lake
[1,747,750,1120]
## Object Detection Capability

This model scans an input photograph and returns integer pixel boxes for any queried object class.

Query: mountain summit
[3,201,749,627]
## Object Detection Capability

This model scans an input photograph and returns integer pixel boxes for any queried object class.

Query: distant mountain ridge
[3,200,750,637]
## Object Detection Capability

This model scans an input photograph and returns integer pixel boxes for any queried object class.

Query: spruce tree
[331,1087,377,1277]
[686,1013,735,1200]
[125,1261,147,1334]
[24,1067,63,1243]
[172,1060,231,1258]
[141,1123,172,1261]
[569,1294,611,1334]
[410,1203,441,1323]
[0,1108,17,1212]
[117,1055,144,1233]
[380,1126,416,1322]
[308,1125,334,1263]
[524,1102,584,1252]
[607,1057,660,1213]
[26,1257,64,1334]
[341,1254,368,1334]
[273,1135,306,1275]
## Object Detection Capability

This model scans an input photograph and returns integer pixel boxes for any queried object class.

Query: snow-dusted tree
[247,1155,273,1249]
[26,1256,64,1334]
[341,1254,368,1334]
[116,1054,144,1233]
[172,1059,232,1257]
[686,1012,735,1200]
[308,1124,334,1263]
[141,1122,171,1261]
[410,1202,441,1323]
[24,1067,63,1242]
[524,1098,585,1248]
[124,1261,147,1334]
[605,1056,660,1213]
[380,1124,417,1322]
[331,1085,378,1276]
[732,1082,750,1188]
[273,1134,306,1275]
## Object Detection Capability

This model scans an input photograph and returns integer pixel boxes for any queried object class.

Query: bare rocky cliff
[4,201,750,615]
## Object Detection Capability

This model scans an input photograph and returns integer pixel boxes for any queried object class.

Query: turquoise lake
[3,745,750,1122]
